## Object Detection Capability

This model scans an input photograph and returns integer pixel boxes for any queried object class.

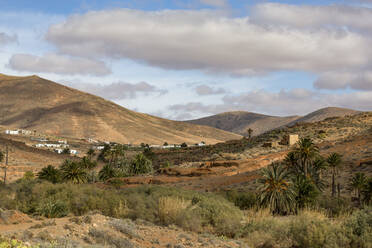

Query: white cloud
[8,53,111,76]
[61,80,167,100]
[46,9,371,76]
[199,0,228,7]
[251,3,372,32]
[314,71,372,90]
[0,32,17,45]
[195,84,226,95]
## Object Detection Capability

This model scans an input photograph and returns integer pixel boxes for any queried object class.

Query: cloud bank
[62,81,167,100]
[195,85,226,95]
[46,8,372,77]
[0,32,17,45]
[8,53,111,76]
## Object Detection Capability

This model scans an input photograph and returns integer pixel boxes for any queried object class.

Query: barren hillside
[187,107,360,136]
[0,74,241,145]
[187,111,299,136]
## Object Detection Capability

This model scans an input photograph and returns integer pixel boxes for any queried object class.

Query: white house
[35,144,69,149]
[5,130,19,135]
[162,144,176,149]
[94,146,105,150]
[70,149,78,155]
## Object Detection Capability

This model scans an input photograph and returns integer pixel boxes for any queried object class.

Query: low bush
[220,190,257,210]
[241,208,372,248]
[0,182,243,237]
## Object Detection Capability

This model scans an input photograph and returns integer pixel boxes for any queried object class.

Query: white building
[94,146,105,150]
[5,130,19,135]
[70,149,78,155]
[36,144,69,149]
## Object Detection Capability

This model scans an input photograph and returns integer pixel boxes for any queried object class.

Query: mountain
[187,111,299,136]
[288,107,360,125]
[187,107,360,136]
[0,74,241,144]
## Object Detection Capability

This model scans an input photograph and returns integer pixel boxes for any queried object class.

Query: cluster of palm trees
[38,155,97,184]
[38,144,153,184]
[258,137,371,215]
[350,172,371,205]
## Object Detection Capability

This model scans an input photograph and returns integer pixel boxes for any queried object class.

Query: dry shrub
[158,196,190,225]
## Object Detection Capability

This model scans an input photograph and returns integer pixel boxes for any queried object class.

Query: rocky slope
[187,107,360,136]
[0,74,241,145]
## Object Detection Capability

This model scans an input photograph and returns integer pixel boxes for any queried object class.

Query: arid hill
[187,107,360,136]
[0,74,241,145]
[289,107,360,125]
[187,111,299,136]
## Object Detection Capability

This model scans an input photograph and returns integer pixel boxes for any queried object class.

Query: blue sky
[0,0,371,119]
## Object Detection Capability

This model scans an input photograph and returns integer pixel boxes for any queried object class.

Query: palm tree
[37,165,61,183]
[258,162,296,215]
[293,175,319,209]
[87,148,95,159]
[294,138,319,177]
[247,128,253,139]
[327,153,342,197]
[79,156,97,170]
[98,164,117,181]
[129,153,153,175]
[60,160,87,184]
[350,172,367,205]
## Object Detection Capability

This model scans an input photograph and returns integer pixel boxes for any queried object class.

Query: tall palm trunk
[332,171,336,197]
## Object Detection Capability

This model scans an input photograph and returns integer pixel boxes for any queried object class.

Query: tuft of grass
[158,197,190,225]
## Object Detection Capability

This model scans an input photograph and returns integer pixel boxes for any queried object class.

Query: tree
[350,172,367,205]
[247,128,253,139]
[293,175,319,209]
[98,164,118,181]
[180,142,188,148]
[98,144,111,162]
[79,156,97,170]
[163,142,168,146]
[62,148,70,154]
[327,153,342,197]
[60,160,87,184]
[129,153,153,175]
[37,165,61,183]
[258,162,296,215]
[87,148,95,159]
[294,138,319,177]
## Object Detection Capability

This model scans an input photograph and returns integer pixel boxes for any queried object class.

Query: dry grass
[158,196,190,225]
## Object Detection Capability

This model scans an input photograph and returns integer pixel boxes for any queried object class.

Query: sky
[0,0,372,120]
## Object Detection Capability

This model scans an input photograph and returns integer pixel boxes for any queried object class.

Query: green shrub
[36,198,69,218]
[315,195,353,217]
[289,211,349,248]
[221,190,257,210]
[343,207,372,247]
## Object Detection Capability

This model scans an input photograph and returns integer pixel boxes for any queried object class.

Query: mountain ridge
[0,73,241,144]
[186,107,360,136]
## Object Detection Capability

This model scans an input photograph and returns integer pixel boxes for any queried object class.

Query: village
[3,128,208,157]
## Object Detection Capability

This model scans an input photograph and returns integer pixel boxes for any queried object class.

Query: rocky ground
[0,209,247,248]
